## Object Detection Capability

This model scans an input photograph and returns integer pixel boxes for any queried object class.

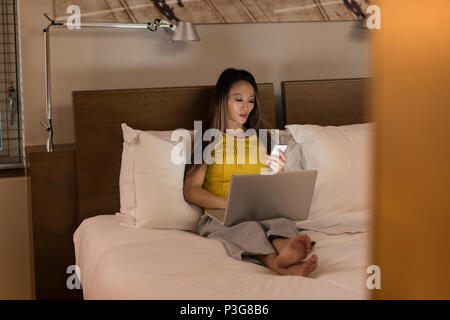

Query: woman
[183,68,318,276]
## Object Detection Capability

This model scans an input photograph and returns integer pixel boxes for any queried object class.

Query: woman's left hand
[264,150,287,173]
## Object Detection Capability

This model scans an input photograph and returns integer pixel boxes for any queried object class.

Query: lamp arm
[42,14,60,152]
[41,14,176,152]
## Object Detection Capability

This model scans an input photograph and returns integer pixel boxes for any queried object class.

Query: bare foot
[275,234,312,268]
[286,254,318,277]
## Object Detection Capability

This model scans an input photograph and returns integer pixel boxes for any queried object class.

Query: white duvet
[74,213,372,300]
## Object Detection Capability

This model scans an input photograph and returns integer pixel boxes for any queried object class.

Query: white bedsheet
[74,215,372,300]
[296,209,372,235]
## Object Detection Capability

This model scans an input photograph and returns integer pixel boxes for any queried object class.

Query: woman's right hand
[264,149,287,173]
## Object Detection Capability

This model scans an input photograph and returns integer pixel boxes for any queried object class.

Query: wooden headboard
[73,84,276,224]
[281,78,370,126]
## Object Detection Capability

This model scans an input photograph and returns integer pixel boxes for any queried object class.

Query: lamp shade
[171,22,200,41]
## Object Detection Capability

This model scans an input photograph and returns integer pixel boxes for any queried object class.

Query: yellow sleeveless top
[202,131,269,213]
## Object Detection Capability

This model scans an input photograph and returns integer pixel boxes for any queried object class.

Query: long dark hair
[184,68,273,180]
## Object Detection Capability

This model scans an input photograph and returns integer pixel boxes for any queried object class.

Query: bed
[72,78,372,300]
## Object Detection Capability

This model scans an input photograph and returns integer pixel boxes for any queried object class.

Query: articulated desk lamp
[41,13,200,152]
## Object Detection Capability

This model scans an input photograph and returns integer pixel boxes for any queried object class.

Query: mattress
[74,214,371,300]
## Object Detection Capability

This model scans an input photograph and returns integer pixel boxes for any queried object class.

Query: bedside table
[26,144,83,300]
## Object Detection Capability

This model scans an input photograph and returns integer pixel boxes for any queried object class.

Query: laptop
[205,170,318,226]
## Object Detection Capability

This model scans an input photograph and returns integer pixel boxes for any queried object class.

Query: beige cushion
[286,123,373,219]
[279,129,304,172]
[118,123,201,231]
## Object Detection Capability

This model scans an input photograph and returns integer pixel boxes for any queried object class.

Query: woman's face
[226,80,255,130]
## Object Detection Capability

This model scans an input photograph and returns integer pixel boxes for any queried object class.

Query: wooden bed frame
[282,78,370,126]
[30,78,369,299]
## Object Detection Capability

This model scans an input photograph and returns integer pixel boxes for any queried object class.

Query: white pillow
[285,123,374,218]
[117,123,202,231]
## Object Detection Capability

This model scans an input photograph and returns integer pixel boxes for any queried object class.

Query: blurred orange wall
[371,0,450,299]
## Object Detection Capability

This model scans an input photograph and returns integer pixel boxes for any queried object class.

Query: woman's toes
[300,261,313,277]
[307,237,312,252]
[310,255,318,270]
[304,235,313,255]
[296,234,310,250]
[297,234,308,239]
[305,234,311,247]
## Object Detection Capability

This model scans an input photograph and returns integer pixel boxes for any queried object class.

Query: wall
[0,0,369,299]
[21,0,369,146]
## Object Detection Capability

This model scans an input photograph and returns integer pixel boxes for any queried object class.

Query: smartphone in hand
[271,144,287,157]
[263,144,287,175]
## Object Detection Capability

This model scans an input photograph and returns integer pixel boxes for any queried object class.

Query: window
[0,0,23,173]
